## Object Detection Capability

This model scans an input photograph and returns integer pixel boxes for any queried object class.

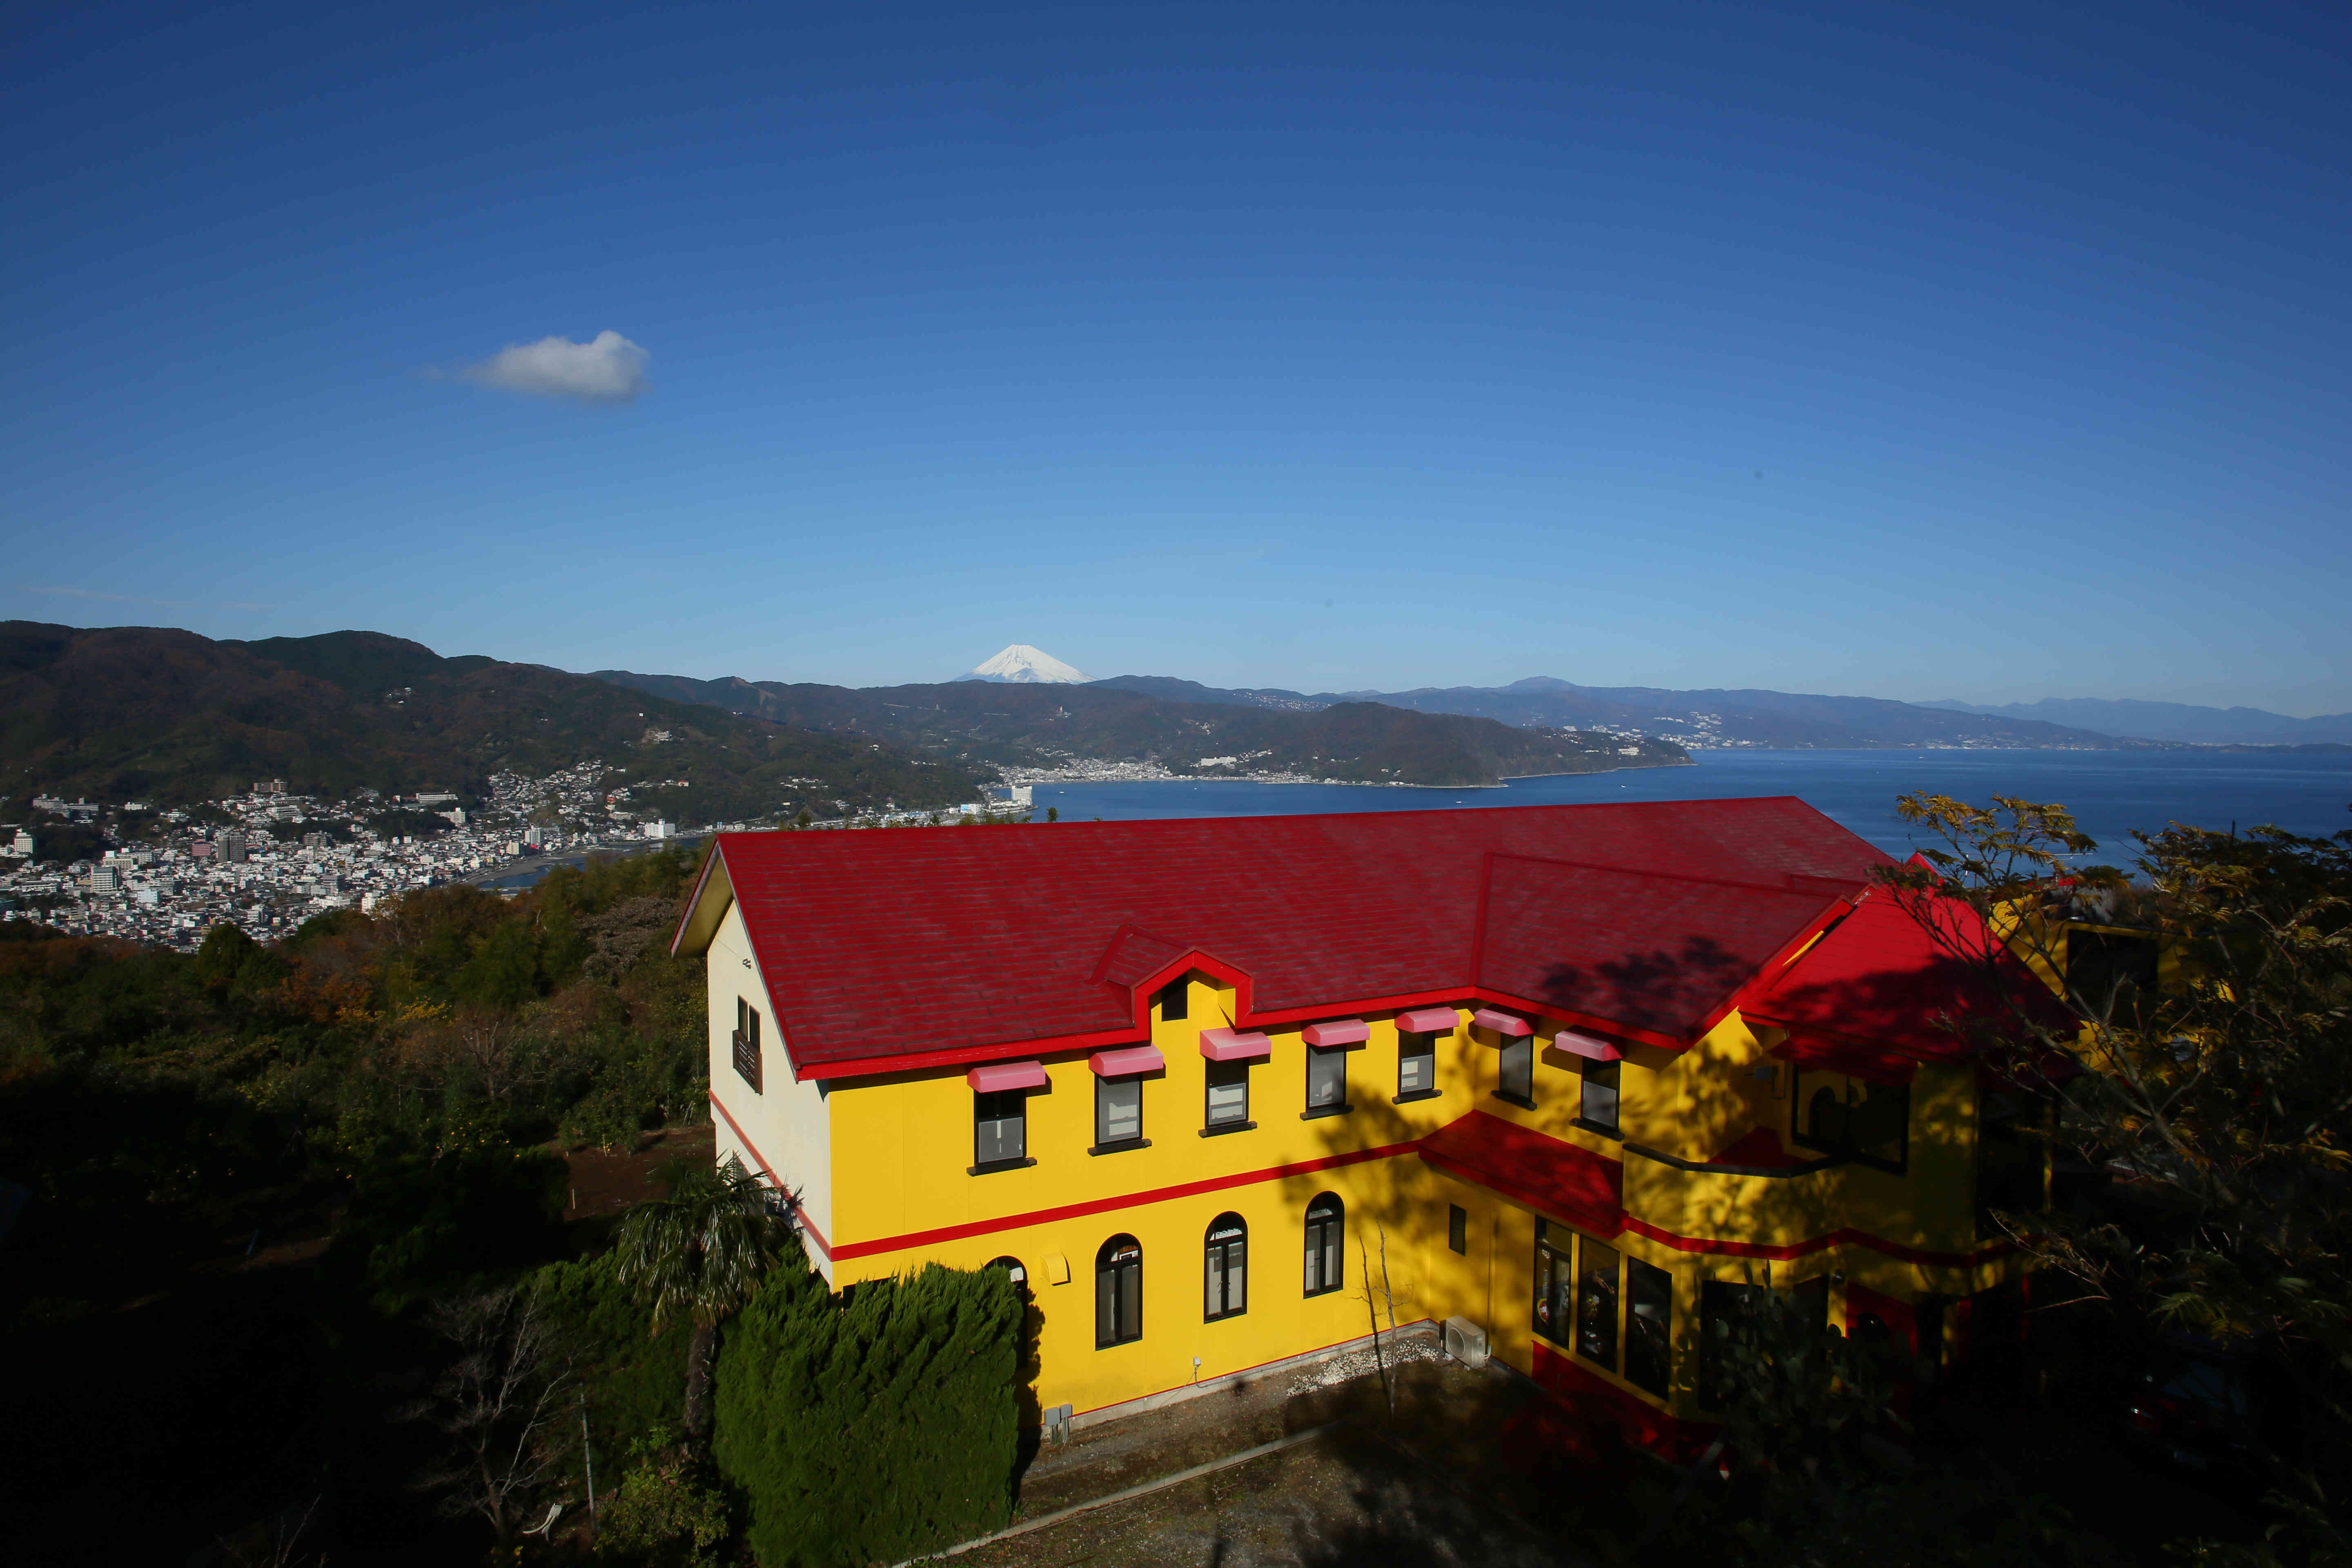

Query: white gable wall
[706,898,837,1283]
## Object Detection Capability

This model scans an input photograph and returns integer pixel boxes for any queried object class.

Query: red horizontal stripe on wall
[708,1091,835,1262]
[830,1141,1421,1262]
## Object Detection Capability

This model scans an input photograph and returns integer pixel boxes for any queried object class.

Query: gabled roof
[678,797,1894,1080]
[1744,884,2074,1074]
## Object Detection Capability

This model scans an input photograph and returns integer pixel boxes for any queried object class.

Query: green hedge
[529,1250,692,1455]
[713,1258,1020,1566]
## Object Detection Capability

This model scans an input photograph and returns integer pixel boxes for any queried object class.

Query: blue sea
[1031,751,2352,864]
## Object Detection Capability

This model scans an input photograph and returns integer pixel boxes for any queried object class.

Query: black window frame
[1534,1220,1574,1348]
[733,996,763,1093]
[1495,1033,1535,1109]
[1447,1203,1469,1256]
[1303,1192,1345,1297]
[1093,1073,1148,1153]
[1202,1056,1254,1135]
[1303,1044,1350,1118]
[1395,1030,1440,1102]
[970,1087,1034,1174]
[1577,1058,1621,1137]
[1203,1212,1247,1321]
[1096,1235,1143,1348]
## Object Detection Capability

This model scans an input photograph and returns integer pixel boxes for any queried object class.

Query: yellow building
[672,799,2049,1448]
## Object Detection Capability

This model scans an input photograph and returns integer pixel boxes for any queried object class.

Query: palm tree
[616,1153,790,1440]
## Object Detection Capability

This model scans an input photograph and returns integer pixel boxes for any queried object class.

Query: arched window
[1096,1236,1143,1347]
[986,1256,1029,1300]
[1204,1213,1247,1321]
[1303,1193,1344,1297]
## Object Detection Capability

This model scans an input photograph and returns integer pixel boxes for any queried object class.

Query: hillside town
[1,763,692,947]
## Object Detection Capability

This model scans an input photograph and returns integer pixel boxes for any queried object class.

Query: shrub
[594,1430,731,1568]
[713,1261,1020,1566]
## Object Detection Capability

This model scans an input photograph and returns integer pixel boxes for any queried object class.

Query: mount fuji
[955,644,1094,685]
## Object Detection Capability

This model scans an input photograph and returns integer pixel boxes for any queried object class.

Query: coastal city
[0,764,1042,948]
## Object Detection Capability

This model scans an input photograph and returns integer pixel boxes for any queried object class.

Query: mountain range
[0,622,987,820]
[590,669,1688,786]
[1919,697,2352,747]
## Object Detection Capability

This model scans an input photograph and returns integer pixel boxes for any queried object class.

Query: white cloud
[459,330,649,403]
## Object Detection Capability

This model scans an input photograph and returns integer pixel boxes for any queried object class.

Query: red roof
[1745,885,2074,1069]
[1419,1111,1626,1234]
[688,798,1892,1080]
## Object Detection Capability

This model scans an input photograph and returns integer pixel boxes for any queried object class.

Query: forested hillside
[0,622,986,820]
[594,670,1690,786]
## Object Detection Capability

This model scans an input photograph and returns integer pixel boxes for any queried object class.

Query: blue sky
[5,2,2348,711]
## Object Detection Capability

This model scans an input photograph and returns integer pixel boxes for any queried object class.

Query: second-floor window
[1305,1046,1349,1116]
[1497,1034,1534,1106]
[973,1090,1027,1167]
[1579,1058,1620,1134]
[733,997,762,1093]
[1398,1032,1437,1098]
[1205,1059,1250,1129]
[1097,1074,1144,1147]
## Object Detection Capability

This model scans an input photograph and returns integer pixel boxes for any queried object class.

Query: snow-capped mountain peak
[956,644,1094,685]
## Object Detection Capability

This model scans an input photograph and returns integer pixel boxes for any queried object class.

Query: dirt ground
[558,1121,714,1220]
[958,1337,1627,1568]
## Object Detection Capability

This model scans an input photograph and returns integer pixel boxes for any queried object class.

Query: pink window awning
[1472,1007,1533,1037]
[1198,1027,1272,1062]
[1301,1018,1369,1048]
[1555,1029,1623,1062]
[966,1059,1049,1093]
[1396,1006,1459,1034]
[1089,1044,1166,1077]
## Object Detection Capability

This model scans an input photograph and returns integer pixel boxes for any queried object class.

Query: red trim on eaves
[828,1140,1422,1261]
[707,1091,834,1263]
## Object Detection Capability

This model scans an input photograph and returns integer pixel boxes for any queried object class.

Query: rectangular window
[1096,1075,1143,1147]
[1580,1058,1620,1134]
[1205,1059,1250,1128]
[1534,1221,1574,1348]
[1793,1070,1909,1171]
[1448,1203,1468,1256]
[733,997,762,1093]
[1497,1035,1534,1106]
[1626,1258,1672,1396]
[1158,977,1189,1021]
[1577,1238,1619,1370]
[973,1089,1027,1168]
[1306,1046,1348,1113]
[1699,1279,1766,1410]
[1398,1032,1437,1097]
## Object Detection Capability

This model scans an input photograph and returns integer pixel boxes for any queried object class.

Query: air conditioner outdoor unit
[1443,1315,1490,1369]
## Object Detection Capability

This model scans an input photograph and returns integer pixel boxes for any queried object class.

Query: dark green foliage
[714,1257,1022,1566]
[529,1252,692,1459]
[321,1145,568,1312]
[593,1431,732,1568]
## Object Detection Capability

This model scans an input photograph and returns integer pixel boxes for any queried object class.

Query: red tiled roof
[692,798,1892,1079]
[1419,1111,1626,1234]
[1745,886,2074,1065]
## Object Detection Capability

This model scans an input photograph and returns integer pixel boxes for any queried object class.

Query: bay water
[1031,750,2352,864]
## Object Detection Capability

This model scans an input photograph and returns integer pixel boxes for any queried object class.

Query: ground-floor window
[1699,1278,1765,1409]
[1534,1221,1575,1348]
[1577,1238,1619,1370]
[1625,1258,1672,1395]
[1096,1235,1143,1347]
[1304,1193,1344,1296]
[1204,1213,1247,1320]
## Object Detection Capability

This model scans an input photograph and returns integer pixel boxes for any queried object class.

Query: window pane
[1399,1034,1434,1094]
[975,1090,1025,1164]
[1097,1259,1118,1345]
[1448,1204,1468,1255]
[1581,1060,1620,1130]
[1577,1239,1619,1368]
[1535,1236,1575,1348]
[1308,1047,1346,1107]
[1500,1037,1532,1101]
[1206,1247,1224,1317]
[1118,1261,1142,1340]
[1626,1258,1672,1395]
[1099,1076,1142,1143]
[1206,1060,1248,1125]
[1227,1239,1245,1314]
